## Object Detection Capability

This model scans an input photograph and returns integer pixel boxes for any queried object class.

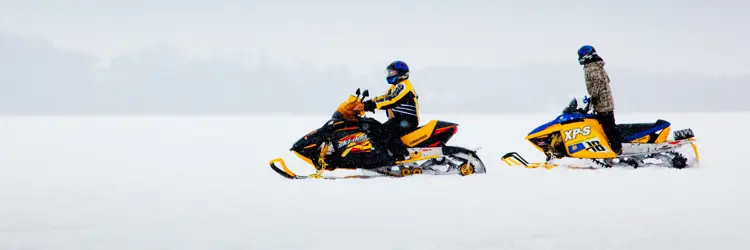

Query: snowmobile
[269,88,486,179]
[501,96,699,170]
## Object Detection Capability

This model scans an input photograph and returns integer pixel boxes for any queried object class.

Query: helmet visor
[388,69,399,77]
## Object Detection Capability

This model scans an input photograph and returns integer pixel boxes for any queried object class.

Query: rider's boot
[387,137,410,162]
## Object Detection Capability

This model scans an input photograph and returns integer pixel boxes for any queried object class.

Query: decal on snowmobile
[400,120,438,147]
[339,133,374,157]
[563,126,592,142]
[568,139,608,154]
[410,135,429,145]
[337,132,369,149]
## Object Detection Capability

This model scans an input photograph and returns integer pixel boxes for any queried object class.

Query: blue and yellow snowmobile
[502,97,699,169]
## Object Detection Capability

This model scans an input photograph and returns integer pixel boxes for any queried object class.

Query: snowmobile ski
[269,158,388,179]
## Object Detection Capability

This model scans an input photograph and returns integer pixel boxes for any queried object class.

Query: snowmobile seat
[616,119,671,143]
[400,120,457,147]
[400,121,438,146]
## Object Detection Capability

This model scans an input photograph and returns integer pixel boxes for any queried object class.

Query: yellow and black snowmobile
[502,97,699,170]
[269,89,485,179]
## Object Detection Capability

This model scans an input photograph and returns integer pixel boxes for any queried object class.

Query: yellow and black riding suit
[363,79,420,160]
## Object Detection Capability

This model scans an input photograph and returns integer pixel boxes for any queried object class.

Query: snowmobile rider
[360,60,420,161]
[578,45,623,154]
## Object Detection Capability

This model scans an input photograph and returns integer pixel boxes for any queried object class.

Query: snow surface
[0,113,748,250]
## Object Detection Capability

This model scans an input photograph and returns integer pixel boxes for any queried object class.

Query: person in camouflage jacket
[578,45,622,154]
[584,60,614,113]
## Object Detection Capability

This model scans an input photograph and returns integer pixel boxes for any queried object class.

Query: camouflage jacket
[584,61,614,113]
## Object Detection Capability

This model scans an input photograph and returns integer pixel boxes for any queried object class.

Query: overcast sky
[0,0,747,114]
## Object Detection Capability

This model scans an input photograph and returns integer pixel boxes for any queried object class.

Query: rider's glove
[363,100,376,112]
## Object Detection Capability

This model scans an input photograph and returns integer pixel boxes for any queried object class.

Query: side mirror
[355,88,361,96]
[362,90,369,99]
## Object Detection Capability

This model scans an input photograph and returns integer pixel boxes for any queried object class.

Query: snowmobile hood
[528,113,595,136]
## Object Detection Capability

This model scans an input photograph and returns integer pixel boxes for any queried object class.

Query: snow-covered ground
[0,112,747,250]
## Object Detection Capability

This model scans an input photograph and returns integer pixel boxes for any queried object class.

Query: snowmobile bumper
[269,158,298,179]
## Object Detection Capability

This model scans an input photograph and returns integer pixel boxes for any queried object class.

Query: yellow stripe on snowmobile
[341,147,353,157]
[395,155,441,164]
[293,151,314,167]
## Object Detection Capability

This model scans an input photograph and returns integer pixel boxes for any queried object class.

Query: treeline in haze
[1,33,746,115]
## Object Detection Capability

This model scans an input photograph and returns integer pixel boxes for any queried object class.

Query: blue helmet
[577,45,602,65]
[386,60,409,84]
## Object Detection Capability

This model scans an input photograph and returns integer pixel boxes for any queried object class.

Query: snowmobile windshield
[562,98,579,113]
